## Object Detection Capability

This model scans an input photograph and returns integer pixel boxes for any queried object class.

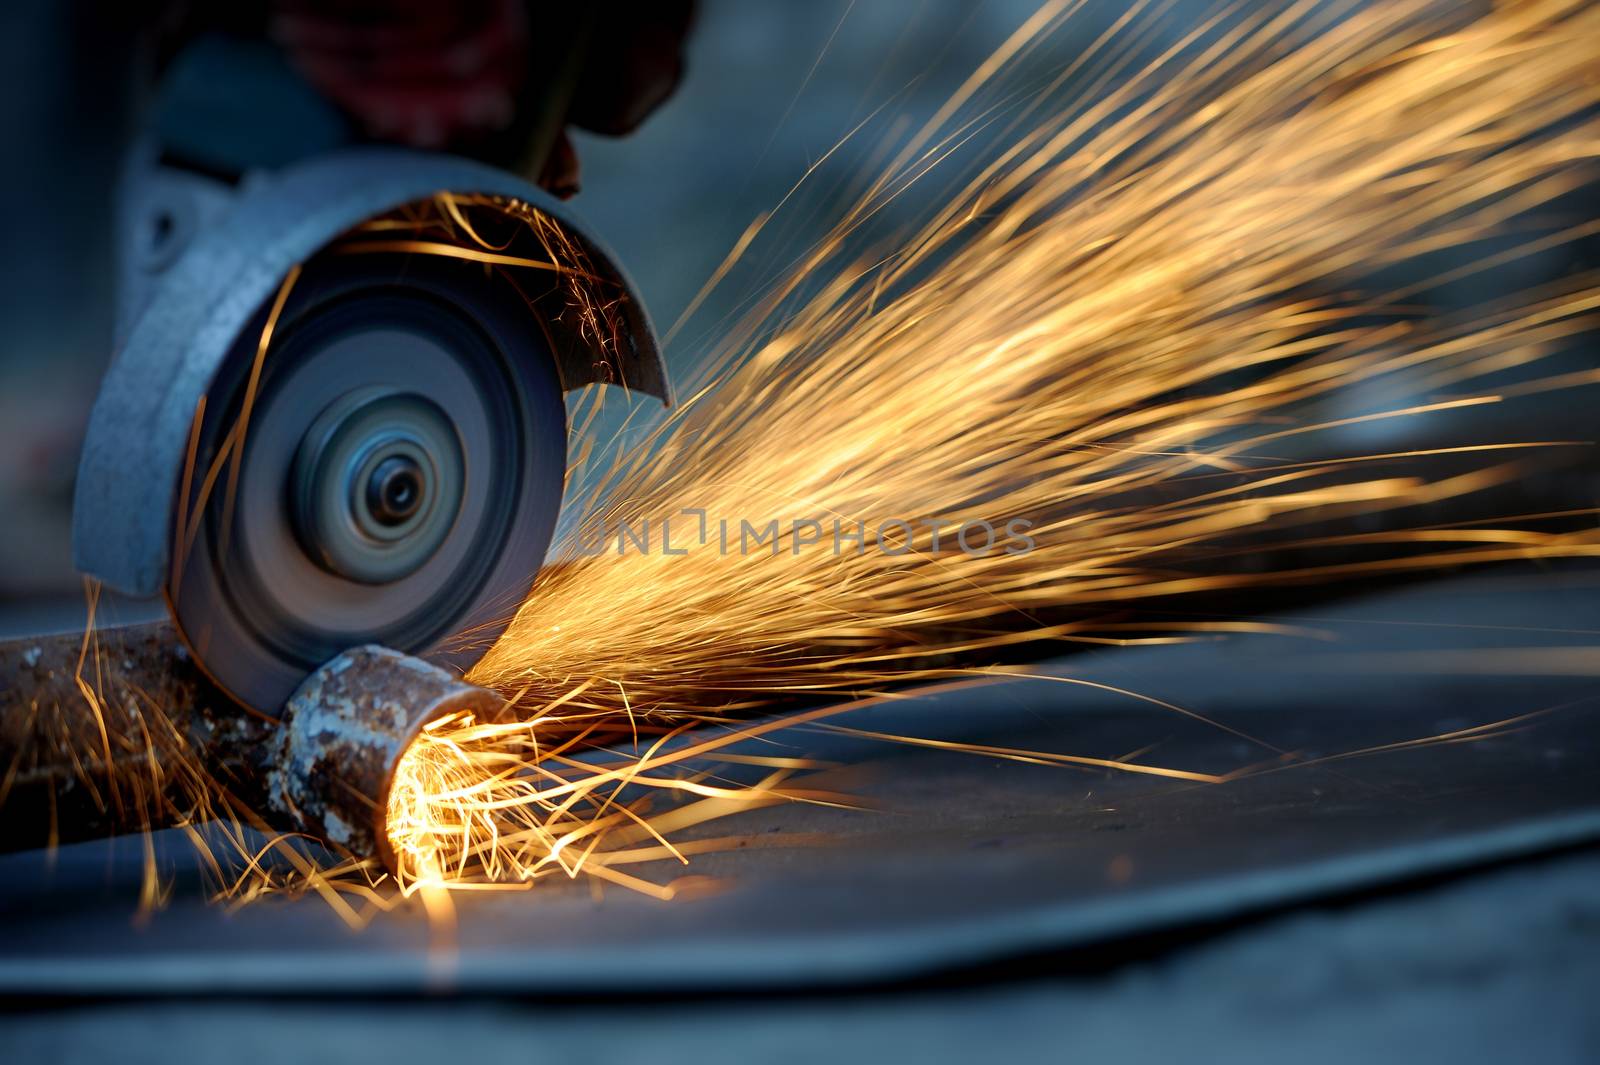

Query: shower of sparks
[375,0,1600,894]
[383,706,859,900]
[9,0,1600,917]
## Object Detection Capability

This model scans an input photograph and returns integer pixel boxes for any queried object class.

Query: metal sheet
[0,567,1596,996]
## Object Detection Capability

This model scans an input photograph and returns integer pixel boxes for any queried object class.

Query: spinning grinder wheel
[73,151,669,714]
[171,255,568,711]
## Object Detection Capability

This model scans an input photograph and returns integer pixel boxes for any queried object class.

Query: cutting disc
[169,251,568,712]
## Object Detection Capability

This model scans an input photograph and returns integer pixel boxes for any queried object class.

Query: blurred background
[7,0,1590,624]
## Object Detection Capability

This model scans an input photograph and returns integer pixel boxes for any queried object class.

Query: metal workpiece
[0,622,273,854]
[1,572,1597,999]
[0,626,500,868]
[266,646,505,870]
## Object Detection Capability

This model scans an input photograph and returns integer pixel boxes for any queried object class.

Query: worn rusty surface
[0,626,504,867]
[0,622,273,852]
[266,645,504,865]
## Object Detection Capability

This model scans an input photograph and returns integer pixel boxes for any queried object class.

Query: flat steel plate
[1,567,1596,996]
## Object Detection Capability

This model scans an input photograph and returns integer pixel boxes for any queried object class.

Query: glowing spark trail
[9,0,1597,914]
[374,0,1600,893]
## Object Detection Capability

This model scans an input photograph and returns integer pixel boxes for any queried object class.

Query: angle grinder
[73,149,668,715]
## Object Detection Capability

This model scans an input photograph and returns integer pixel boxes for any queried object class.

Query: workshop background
[2,1,1598,1061]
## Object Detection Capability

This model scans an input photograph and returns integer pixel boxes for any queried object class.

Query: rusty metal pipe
[0,623,501,869]
[266,645,503,867]
[0,621,271,852]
